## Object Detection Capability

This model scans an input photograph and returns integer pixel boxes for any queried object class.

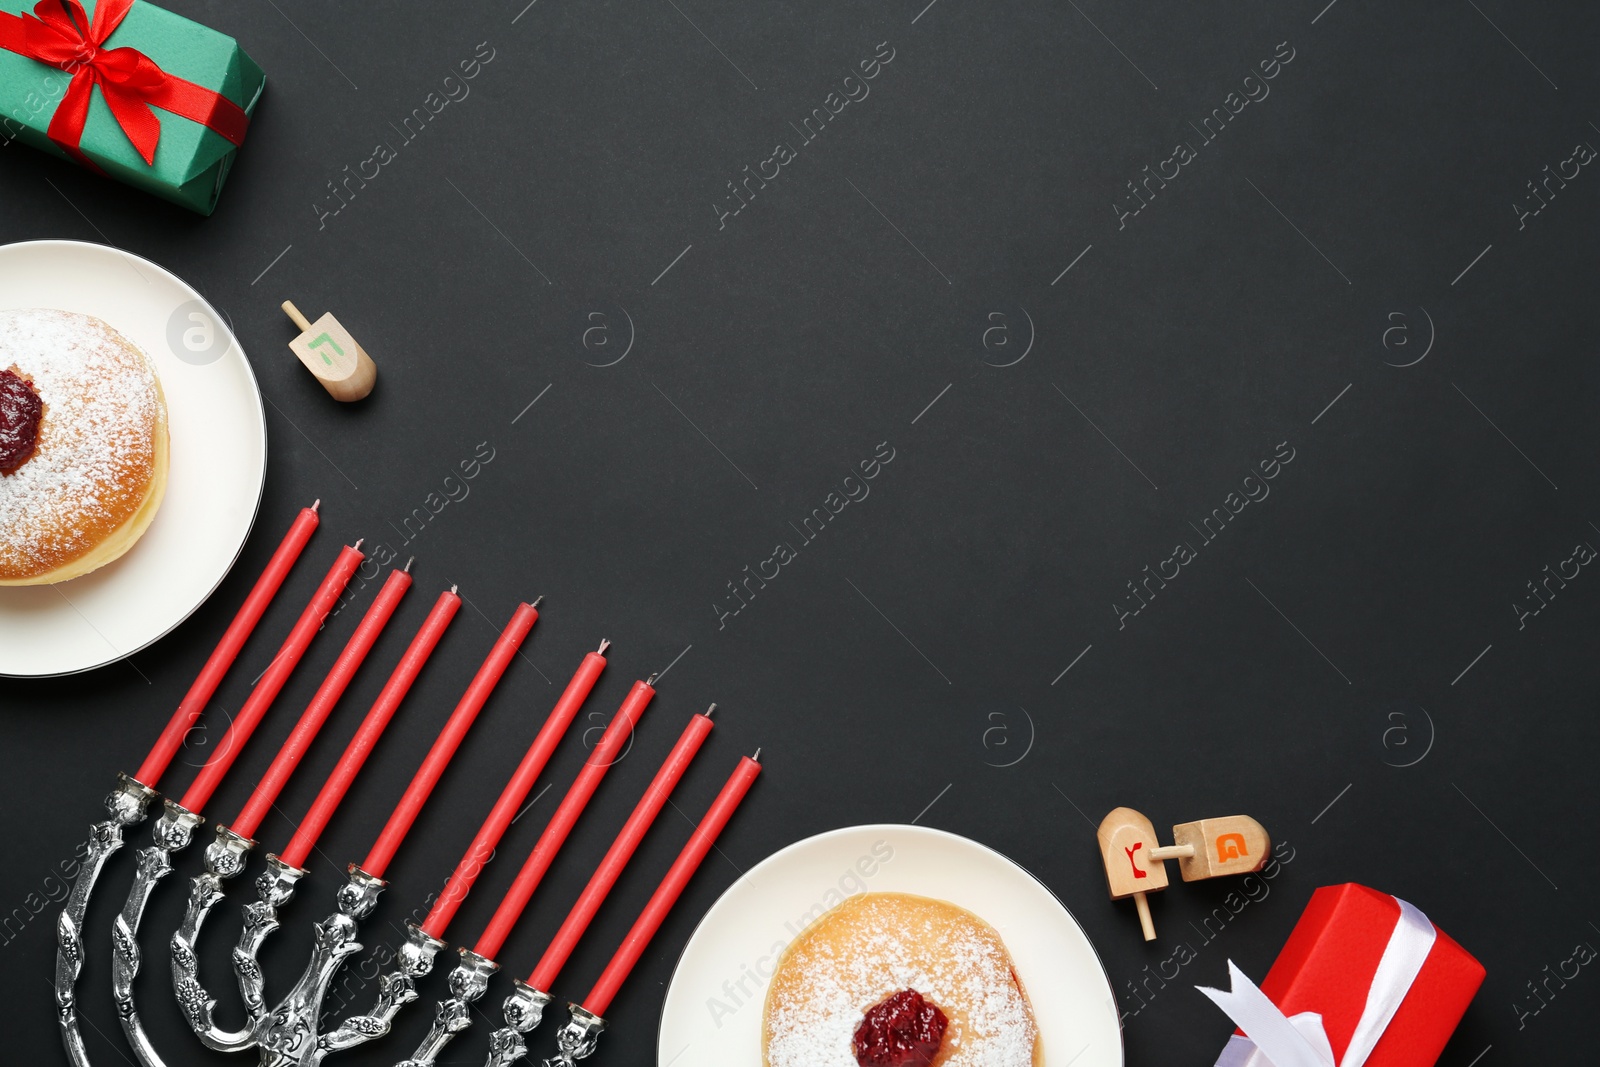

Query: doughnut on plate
[0,240,265,677]
[659,824,1123,1067]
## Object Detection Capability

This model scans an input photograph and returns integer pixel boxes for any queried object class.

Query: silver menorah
[52,786,609,1067]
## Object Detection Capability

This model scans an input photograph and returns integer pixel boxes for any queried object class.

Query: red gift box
[1201,884,1485,1067]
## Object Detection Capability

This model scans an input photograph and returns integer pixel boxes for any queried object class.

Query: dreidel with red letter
[282,300,377,401]
[1097,807,1169,941]
[1098,809,1272,941]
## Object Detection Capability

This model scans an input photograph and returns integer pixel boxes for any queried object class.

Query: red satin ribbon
[0,0,248,170]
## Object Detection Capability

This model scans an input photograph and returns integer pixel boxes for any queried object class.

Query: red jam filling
[853,989,948,1067]
[0,369,42,475]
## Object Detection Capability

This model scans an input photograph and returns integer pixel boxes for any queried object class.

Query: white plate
[0,239,266,677]
[659,824,1124,1067]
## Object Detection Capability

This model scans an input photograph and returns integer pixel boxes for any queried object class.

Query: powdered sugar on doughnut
[0,309,161,578]
[763,894,1038,1067]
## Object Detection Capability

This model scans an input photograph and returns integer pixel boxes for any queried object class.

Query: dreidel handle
[1148,843,1195,862]
[1132,891,1156,941]
[282,300,313,332]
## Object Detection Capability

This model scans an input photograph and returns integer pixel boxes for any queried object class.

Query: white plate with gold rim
[0,239,265,677]
[658,823,1123,1067]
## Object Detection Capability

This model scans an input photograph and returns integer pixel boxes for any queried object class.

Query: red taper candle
[279,586,461,870]
[582,752,762,1017]
[227,564,413,840]
[135,501,319,789]
[528,707,715,992]
[177,540,364,816]
[420,641,611,940]
[472,677,658,961]
[362,600,541,879]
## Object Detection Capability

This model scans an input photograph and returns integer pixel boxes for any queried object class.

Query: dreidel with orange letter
[282,300,377,401]
[1157,814,1270,882]
[1098,808,1271,941]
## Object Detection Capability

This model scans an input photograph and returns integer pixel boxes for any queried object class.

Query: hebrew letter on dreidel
[307,333,344,365]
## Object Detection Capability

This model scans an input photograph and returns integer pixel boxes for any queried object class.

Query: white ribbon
[1196,896,1437,1067]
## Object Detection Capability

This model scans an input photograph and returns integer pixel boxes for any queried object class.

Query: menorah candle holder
[113,800,211,1067]
[540,1005,607,1067]
[248,866,445,1067]
[394,949,501,1067]
[311,921,445,1060]
[486,1000,604,1067]
[173,850,304,1052]
[481,982,559,1067]
[56,773,159,1067]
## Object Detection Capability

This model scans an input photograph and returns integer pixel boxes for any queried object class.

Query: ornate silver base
[315,920,445,1060]
[252,867,444,1066]
[114,800,210,1067]
[56,773,158,1067]
[173,846,302,1052]
[254,864,385,1066]
[395,948,499,1067]
[481,982,556,1067]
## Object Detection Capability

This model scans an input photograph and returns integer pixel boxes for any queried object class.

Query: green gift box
[0,0,263,214]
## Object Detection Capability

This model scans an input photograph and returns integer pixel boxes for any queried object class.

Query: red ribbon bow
[0,0,248,170]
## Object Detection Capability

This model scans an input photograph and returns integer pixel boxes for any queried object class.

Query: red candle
[528,708,715,992]
[279,586,461,870]
[177,541,364,816]
[135,501,319,789]
[582,753,761,1017]
[420,641,611,940]
[362,600,541,879]
[472,678,657,961]
[227,565,413,840]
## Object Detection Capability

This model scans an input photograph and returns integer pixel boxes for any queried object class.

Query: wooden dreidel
[1150,815,1271,882]
[282,300,376,401]
[1097,807,1170,941]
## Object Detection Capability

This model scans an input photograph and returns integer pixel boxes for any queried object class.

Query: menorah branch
[237,858,307,1026]
[313,922,445,1060]
[395,948,500,1067]
[114,799,207,1067]
[254,865,385,1067]
[56,773,158,1067]
[171,841,293,1052]
[481,982,557,1067]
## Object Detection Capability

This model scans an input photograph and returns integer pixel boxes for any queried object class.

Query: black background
[3,0,1598,1064]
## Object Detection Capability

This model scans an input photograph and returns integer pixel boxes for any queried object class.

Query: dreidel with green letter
[282,300,377,401]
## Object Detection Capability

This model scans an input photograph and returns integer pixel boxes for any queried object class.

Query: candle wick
[703,703,717,719]
[450,584,458,595]
[645,673,659,687]
[752,747,762,762]
[597,638,611,655]
[352,537,364,551]
[530,595,545,609]
[404,556,414,573]
[311,498,321,512]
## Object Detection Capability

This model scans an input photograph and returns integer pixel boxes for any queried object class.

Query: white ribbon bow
[1195,896,1436,1067]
